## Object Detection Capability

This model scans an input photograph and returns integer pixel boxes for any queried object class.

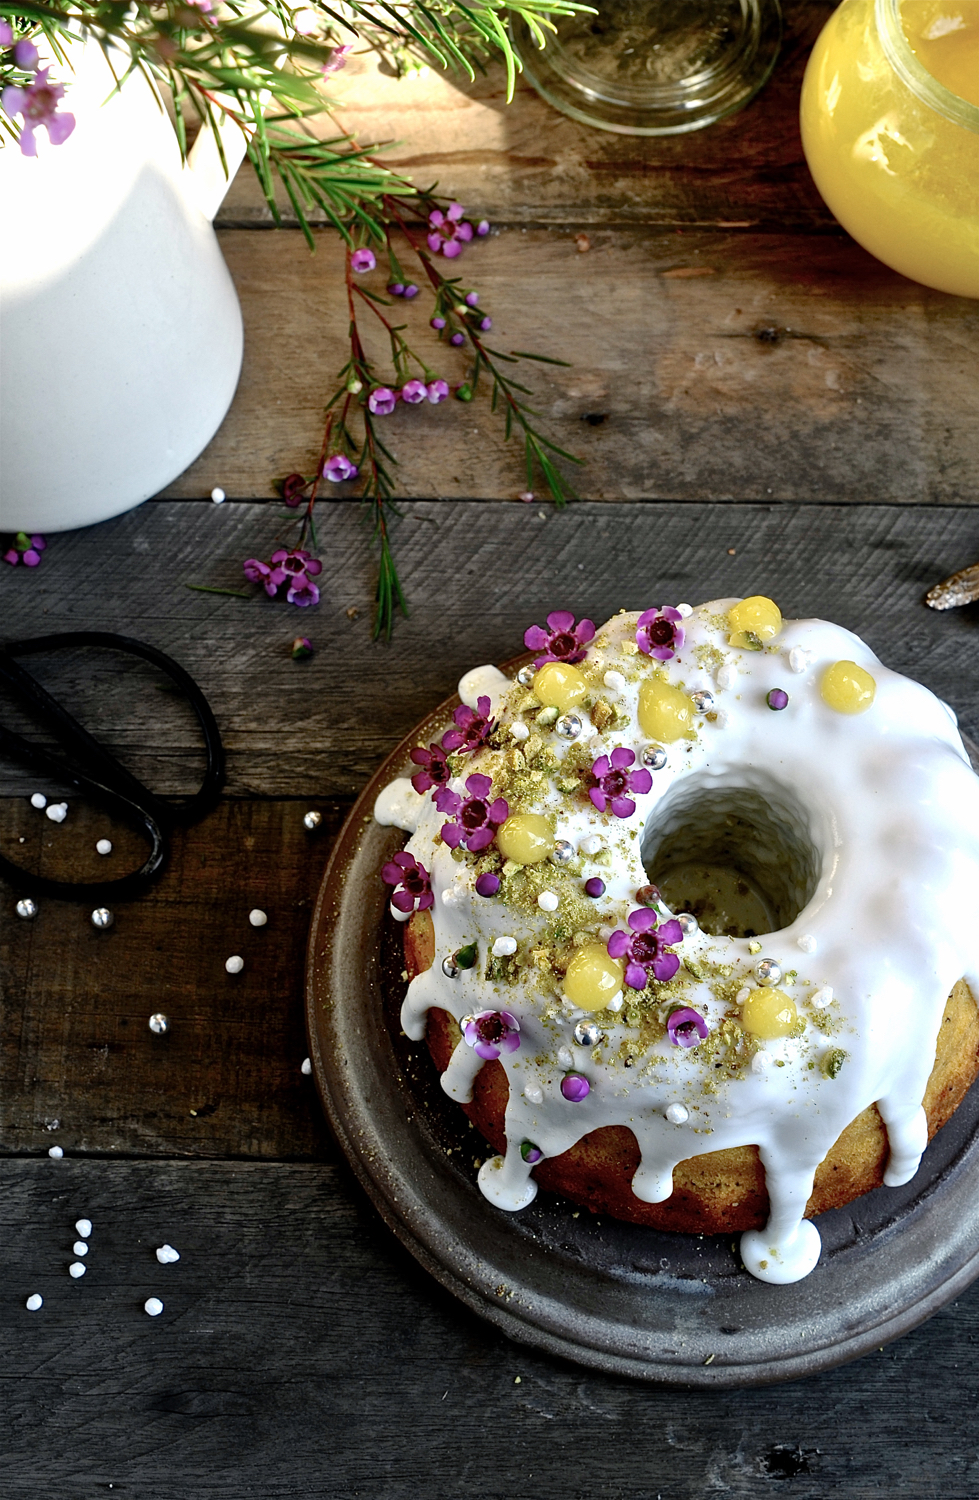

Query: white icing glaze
[378,601,979,1283]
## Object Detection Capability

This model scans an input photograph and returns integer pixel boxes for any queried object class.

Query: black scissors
[0,631,224,902]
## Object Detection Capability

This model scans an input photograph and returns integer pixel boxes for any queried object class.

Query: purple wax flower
[666,1006,710,1049]
[521,1141,543,1163]
[767,688,789,711]
[524,610,596,668]
[400,379,428,405]
[450,332,465,347]
[291,635,314,660]
[3,65,75,155]
[437,773,508,853]
[244,556,287,596]
[589,747,652,818]
[287,579,320,607]
[281,472,308,506]
[560,1072,590,1102]
[382,851,434,914]
[431,317,446,330]
[14,38,39,68]
[368,387,397,416]
[607,909,683,990]
[427,203,475,259]
[0,21,14,46]
[4,532,47,568]
[476,220,490,237]
[427,379,449,404]
[387,282,405,296]
[584,877,605,898]
[323,453,358,482]
[475,872,501,897]
[441,694,495,755]
[350,247,376,274]
[463,1009,520,1060]
[246,547,322,605]
[409,742,452,795]
[465,292,479,307]
[403,284,419,299]
[322,43,353,76]
[636,606,685,660]
[2,549,19,567]
[479,317,492,331]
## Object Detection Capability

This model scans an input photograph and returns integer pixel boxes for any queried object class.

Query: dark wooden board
[2,1158,979,1499]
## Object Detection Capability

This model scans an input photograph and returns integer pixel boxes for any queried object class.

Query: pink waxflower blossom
[382,852,433,914]
[3,66,76,156]
[1,21,16,47]
[463,1009,520,1060]
[427,380,449,404]
[608,909,684,989]
[13,38,38,68]
[350,247,376,273]
[368,387,397,416]
[244,547,321,605]
[636,606,684,660]
[441,695,495,755]
[400,379,428,405]
[524,609,595,668]
[322,43,353,75]
[323,454,358,482]
[589,747,652,818]
[427,203,475,259]
[409,741,452,795]
[437,773,508,853]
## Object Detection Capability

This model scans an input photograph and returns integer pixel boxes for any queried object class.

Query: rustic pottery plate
[305,679,979,1388]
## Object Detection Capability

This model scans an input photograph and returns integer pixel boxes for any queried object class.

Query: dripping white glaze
[374,602,979,1283]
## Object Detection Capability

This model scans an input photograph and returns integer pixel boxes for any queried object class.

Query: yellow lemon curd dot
[496,813,555,865]
[740,988,799,1039]
[564,943,624,1012]
[533,661,588,712]
[820,660,876,715]
[638,679,697,743]
[728,595,783,649]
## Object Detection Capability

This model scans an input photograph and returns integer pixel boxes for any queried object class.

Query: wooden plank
[216,0,836,229]
[155,227,979,503]
[2,501,977,798]
[1,1158,979,1498]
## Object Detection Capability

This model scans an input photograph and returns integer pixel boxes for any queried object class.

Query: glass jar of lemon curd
[800,0,979,298]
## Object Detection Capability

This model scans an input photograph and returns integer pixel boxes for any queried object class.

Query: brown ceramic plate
[305,680,979,1388]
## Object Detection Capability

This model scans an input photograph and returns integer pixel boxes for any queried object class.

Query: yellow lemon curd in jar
[821,660,878,713]
[741,988,800,1039]
[533,661,588,713]
[800,0,979,298]
[496,813,555,864]
[564,943,624,1012]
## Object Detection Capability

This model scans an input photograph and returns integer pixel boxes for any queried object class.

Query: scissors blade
[925,561,979,610]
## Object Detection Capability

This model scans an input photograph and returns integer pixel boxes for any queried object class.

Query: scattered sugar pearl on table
[537,891,559,912]
[25,1294,43,1311]
[603,670,626,694]
[144,1297,164,1317]
[811,985,834,1008]
[30,793,47,809]
[96,839,113,855]
[225,955,244,974]
[301,1057,312,1076]
[75,1219,92,1238]
[797,933,817,953]
[68,1261,86,1278]
[156,1245,180,1265]
[16,898,37,920]
[46,802,68,823]
[210,487,226,503]
[492,936,517,957]
[73,1241,89,1256]
[248,909,267,927]
[148,1012,170,1034]
[665,1103,689,1125]
[91,907,114,929]
[48,1145,63,1159]
[303,809,323,831]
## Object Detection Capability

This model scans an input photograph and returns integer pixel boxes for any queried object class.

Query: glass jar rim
[876,0,979,134]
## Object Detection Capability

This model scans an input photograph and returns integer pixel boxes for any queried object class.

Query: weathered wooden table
[3,3,979,1492]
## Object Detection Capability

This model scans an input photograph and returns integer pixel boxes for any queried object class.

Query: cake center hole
[641,777,821,939]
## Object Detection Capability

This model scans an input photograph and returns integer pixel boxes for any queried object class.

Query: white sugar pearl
[210,487,226,503]
[69,1261,86,1278]
[301,1057,312,1075]
[603,670,626,693]
[580,835,604,856]
[25,1294,43,1311]
[510,722,530,742]
[751,1051,772,1074]
[665,1103,689,1125]
[797,933,817,953]
[716,663,738,690]
[46,802,68,823]
[736,986,752,1004]
[389,903,411,924]
[492,936,517,957]
[714,710,729,729]
[48,1146,63,1159]
[156,1245,181,1265]
[676,603,693,618]
[248,909,267,927]
[75,1219,92,1238]
[144,1297,164,1316]
[30,793,47,809]
[524,1083,543,1104]
[788,646,810,674]
[606,991,624,1012]
[96,839,113,855]
[225,955,244,974]
[537,891,559,912]
[73,1241,88,1256]
[811,985,834,1008]
[557,1045,574,1069]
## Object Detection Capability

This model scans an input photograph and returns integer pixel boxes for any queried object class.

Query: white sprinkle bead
[225,955,244,974]
[714,710,730,729]
[48,1145,63,1159]
[677,603,693,618]
[665,1103,689,1125]
[210,487,226,503]
[46,802,68,823]
[30,793,47,809]
[811,985,834,1008]
[736,986,752,1004]
[301,1057,312,1075]
[797,933,817,953]
[96,839,113,855]
[716,663,738,690]
[75,1218,92,1238]
[492,935,517,956]
[581,835,604,856]
[156,1244,181,1265]
[606,991,624,1012]
[248,909,268,927]
[538,891,559,912]
[510,722,530,742]
[25,1294,43,1311]
[73,1241,89,1256]
[68,1261,86,1278]
[788,646,811,674]
[390,902,411,924]
[144,1297,164,1316]
[557,1045,575,1069]
[603,670,626,693]
[524,1083,543,1104]
[751,1051,772,1074]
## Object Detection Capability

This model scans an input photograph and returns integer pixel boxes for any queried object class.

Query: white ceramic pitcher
[0,36,246,532]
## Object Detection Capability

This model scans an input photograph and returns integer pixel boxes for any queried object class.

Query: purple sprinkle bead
[465,292,479,306]
[560,1072,590,1103]
[450,332,465,347]
[584,877,606,898]
[767,689,789,711]
[520,1141,543,1163]
[475,872,501,897]
[403,284,419,299]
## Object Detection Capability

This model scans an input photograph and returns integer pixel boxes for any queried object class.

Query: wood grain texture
[2,500,977,799]
[216,0,836,229]
[2,1158,979,1499]
[156,227,979,504]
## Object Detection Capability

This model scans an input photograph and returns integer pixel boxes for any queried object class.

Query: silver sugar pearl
[554,713,582,740]
[550,839,575,866]
[148,1013,170,1035]
[691,690,715,714]
[16,898,38,920]
[91,907,114,929]
[441,956,460,979]
[641,744,668,771]
[676,912,699,937]
[573,1021,604,1047]
[516,664,536,687]
[755,957,782,986]
[303,810,323,830]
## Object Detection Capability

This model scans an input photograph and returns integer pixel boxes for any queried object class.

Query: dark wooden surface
[4,1,979,1488]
